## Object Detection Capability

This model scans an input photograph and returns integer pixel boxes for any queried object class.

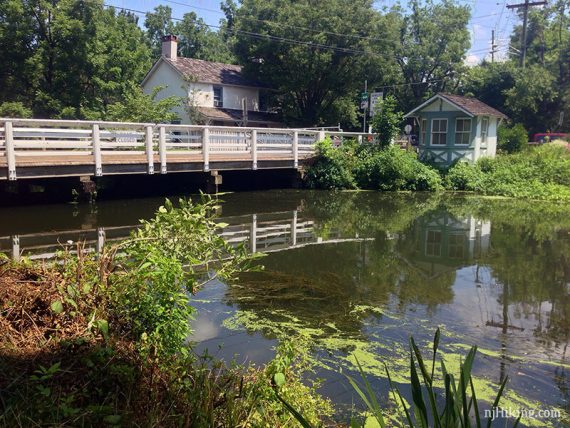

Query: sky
[105,0,520,66]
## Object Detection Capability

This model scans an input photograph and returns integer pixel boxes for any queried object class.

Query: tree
[393,0,471,112]
[371,95,404,148]
[144,6,234,62]
[224,0,397,127]
[106,85,181,123]
[0,1,152,119]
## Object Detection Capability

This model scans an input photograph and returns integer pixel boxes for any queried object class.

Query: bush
[355,145,442,191]
[498,123,528,153]
[445,161,484,191]
[305,138,358,190]
[444,145,570,201]
[0,101,32,118]
[371,95,404,148]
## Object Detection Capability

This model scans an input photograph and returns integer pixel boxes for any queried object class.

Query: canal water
[1,190,569,427]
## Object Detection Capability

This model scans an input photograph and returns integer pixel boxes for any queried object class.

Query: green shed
[404,93,508,166]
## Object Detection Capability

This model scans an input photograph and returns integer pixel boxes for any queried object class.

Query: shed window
[213,86,223,107]
[431,119,447,145]
[455,118,472,145]
[426,230,442,257]
[421,119,427,144]
[481,118,489,143]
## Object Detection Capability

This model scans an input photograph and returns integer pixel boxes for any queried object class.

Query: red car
[532,133,569,144]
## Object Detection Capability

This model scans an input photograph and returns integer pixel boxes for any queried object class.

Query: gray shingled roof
[439,93,508,119]
[165,57,267,88]
[197,107,282,124]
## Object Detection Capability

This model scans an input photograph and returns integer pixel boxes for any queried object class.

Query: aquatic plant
[282,329,517,428]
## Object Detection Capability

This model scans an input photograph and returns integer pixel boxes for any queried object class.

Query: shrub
[444,145,570,201]
[445,161,484,191]
[498,123,528,153]
[371,95,404,149]
[0,101,32,118]
[355,145,442,191]
[305,138,358,190]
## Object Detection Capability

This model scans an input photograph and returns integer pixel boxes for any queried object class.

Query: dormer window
[213,86,223,107]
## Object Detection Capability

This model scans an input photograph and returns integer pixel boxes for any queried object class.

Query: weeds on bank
[0,196,332,427]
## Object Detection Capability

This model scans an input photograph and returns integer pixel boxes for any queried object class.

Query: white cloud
[465,54,481,67]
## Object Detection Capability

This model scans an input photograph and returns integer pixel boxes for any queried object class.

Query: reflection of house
[404,93,507,166]
[141,35,281,127]
[412,212,491,274]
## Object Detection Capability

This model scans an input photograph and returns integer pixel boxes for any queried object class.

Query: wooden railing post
[92,124,102,177]
[11,235,20,262]
[292,131,299,168]
[291,210,297,247]
[145,125,154,174]
[251,129,257,170]
[203,127,210,172]
[250,214,257,253]
[96,227,106,257]
[159,126,167,174]
[317,130,326,141]
[5,121,16,180]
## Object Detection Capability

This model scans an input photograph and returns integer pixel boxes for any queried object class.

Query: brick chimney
[161,34,178,60]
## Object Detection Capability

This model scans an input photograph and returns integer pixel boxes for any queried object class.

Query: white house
[404,93,508,166]
[141,35,281,127]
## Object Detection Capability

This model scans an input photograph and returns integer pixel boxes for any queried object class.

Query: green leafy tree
[0,102,32,118]
[224,0,398,127]
[498,123,529,153]
[144,5,177,57]
[371,95,403,148]
[106,85,181,123]
[393,0,471,111]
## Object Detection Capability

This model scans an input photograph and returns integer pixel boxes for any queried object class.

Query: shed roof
[404,93,508,119]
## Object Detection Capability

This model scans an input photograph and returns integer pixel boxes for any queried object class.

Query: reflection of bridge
[0,210,369,261]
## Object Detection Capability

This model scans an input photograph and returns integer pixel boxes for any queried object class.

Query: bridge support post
[293,131,299,168]
[96,227,106,257]
[251,129,257,170]
[205,170,222,194]
[5,121,16,181]
[203,127,210,171]
[92,124,102,177]
[145,125,154,174]
[159,126,167,174]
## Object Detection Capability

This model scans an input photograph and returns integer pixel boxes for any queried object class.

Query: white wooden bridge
[0,118,372,181]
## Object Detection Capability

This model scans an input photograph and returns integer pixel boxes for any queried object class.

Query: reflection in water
[1,191,570,426]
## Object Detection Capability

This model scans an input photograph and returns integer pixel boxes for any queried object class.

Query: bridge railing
[0,118,374,180]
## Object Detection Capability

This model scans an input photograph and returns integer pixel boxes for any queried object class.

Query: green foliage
[394,0,472,111]
[111,197,254,358]
[106,85,181,124]
[498,123,529,153]
[307,140,442,191]
[305,138,358,190]
[283,329,512,428]
[0,1,153,119]
[371,95,404,148]
[0,101,32,118]
[445,145,570,201]
[354,146,443,191]
[144,6,234,62]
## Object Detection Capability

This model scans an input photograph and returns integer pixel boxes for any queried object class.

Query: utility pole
[490,30,498,63]
[507,0,547,68]
[363,80,368,133]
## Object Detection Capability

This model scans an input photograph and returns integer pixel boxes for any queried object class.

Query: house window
[481,117,489,143]
[421,119,427,144]
[213,86,223,107]
[426,230,442,257]
[455,118,472,145]
[431,119,447,145]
